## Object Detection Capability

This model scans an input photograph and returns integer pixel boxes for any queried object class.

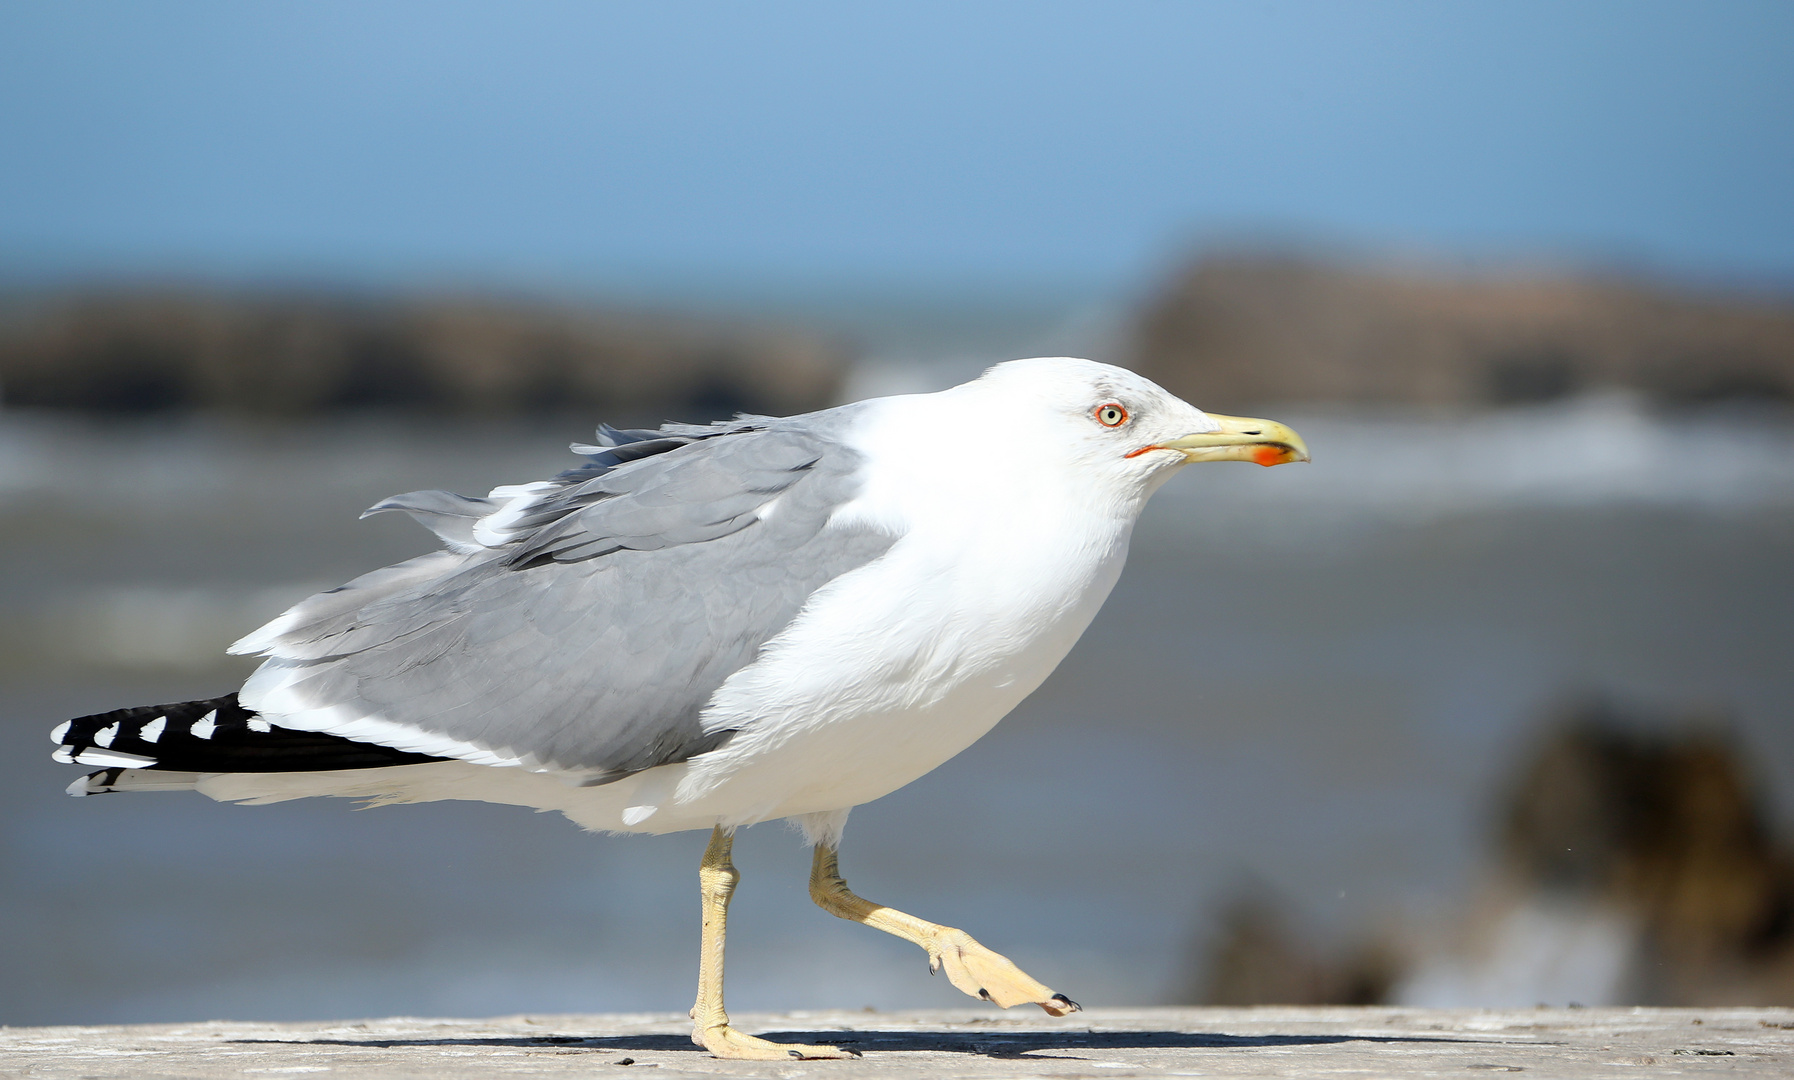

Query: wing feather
[234,412,893,780]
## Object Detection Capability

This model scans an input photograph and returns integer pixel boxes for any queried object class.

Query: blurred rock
[0,289,847,419]
[1179,887,1398,1006]
[1399,700,1794,1006]
[1133,253,1794,409]
[1188,700,1794,1008]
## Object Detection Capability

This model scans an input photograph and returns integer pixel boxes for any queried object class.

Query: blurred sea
[3,380,1791,1024]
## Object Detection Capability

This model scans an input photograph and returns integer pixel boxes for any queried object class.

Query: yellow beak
[1152,414,1310,467]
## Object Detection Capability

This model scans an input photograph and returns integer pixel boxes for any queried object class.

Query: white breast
[614,390,1143,832]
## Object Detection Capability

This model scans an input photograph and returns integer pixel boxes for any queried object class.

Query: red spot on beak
[1252,446,1286,467]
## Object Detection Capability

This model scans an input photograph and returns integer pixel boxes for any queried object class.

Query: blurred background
[3,1,1793,1024]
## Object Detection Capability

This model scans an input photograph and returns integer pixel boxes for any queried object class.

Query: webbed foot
[924,927,1081,1016]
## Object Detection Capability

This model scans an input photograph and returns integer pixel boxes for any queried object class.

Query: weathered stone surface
[4,1007,1791,1079]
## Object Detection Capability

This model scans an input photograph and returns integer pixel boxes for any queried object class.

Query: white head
[949,357,1308,500]
[841,357,1308,541]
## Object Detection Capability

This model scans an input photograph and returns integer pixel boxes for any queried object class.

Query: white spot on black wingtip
[49,721,71,745]
[94,722,119,748]
[246,717,272,733]
[190,710,218,739]
[63,747,157,769]
[141,715,167,743]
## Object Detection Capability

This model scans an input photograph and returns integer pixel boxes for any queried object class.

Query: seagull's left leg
[690,826,858,1061]
[808,841,1081,1016]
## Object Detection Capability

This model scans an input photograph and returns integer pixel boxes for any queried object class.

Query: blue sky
[2,1,1790,299]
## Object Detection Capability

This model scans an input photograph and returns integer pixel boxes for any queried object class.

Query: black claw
[977,988,992,1001]
[788,1050,804,1059]
[1051,993,1082,1012]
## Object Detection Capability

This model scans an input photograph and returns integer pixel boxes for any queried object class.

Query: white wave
[1158,392,1794,521]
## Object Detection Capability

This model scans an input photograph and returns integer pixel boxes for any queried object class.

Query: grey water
[2,395,1791,1025]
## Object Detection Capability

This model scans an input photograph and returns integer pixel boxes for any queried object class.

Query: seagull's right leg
[808,841,1081,1016]
[690,826,857,1060]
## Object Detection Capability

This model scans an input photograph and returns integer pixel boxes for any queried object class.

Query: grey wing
[234,417,895,781]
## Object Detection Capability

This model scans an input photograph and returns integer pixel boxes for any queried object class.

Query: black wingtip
[51,693,450,776]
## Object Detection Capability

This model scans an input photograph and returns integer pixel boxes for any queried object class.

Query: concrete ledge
[5,1007,1792,1078]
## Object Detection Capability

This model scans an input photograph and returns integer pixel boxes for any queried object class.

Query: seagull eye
[1094,403,1128,428]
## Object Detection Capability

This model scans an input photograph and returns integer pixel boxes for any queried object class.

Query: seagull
[51,356,1308,1060]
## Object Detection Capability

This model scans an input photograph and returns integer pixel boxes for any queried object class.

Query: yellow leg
[809,843,1080,1016]
[691,826,857,1060]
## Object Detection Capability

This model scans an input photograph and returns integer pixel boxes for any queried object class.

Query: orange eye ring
[1095,403,1128,427]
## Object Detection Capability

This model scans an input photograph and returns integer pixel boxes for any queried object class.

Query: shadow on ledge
[235,1027,1504,1059]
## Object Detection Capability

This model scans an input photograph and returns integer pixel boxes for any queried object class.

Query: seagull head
[965,357,1309,495]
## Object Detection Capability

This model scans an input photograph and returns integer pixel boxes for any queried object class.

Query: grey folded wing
[235,415,895,781]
